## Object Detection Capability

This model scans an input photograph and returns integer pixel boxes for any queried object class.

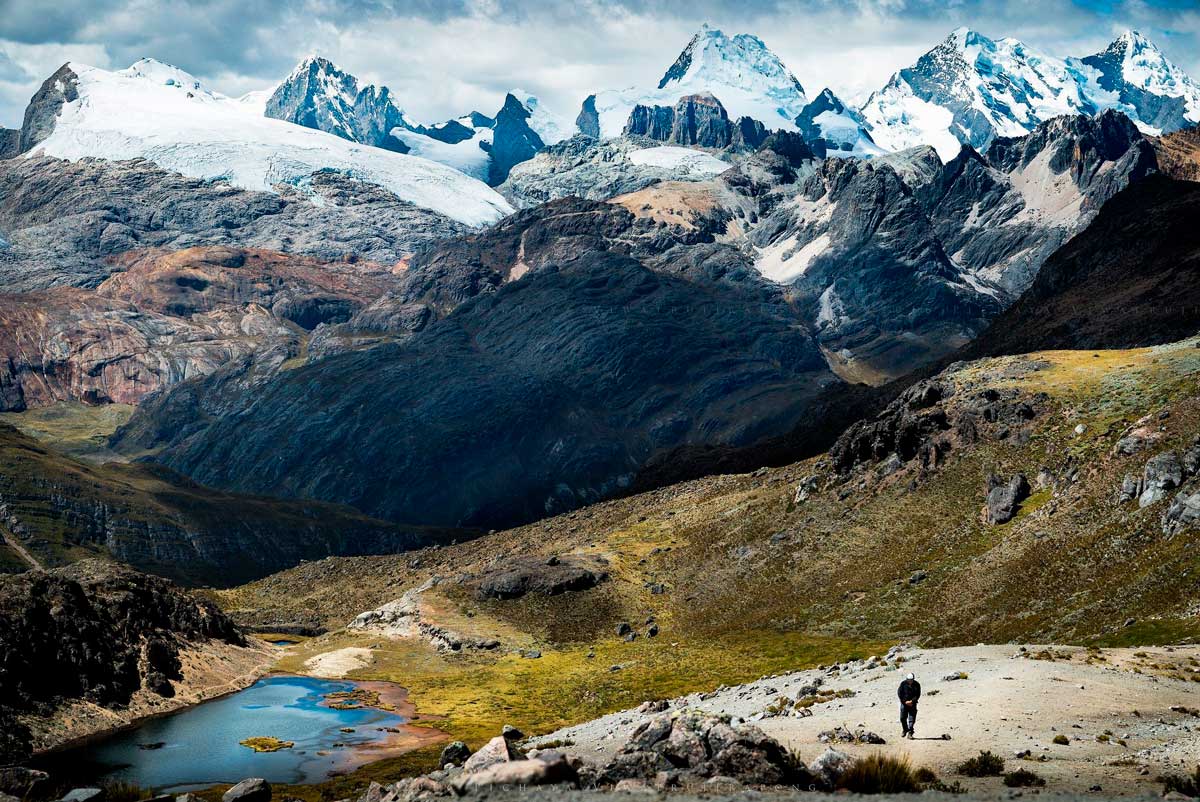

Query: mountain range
[0,19,1196,558]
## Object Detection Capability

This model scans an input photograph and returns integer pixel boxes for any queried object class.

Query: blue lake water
[58,676,412,791]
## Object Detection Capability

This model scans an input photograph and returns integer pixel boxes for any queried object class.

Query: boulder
[454,752,578,791]
[984,473,1029,524]
[61,790,105,802]
[809,747,853,787]
[461,735,523,774]
[222,779,271,802]
[438,741,471,767]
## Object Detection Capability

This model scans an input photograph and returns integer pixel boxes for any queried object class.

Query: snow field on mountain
[33,61,514,227]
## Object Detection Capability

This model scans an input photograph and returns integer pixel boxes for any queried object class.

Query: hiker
[898,672,921,738]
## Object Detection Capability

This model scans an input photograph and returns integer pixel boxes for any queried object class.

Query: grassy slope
[219,338,1200,798]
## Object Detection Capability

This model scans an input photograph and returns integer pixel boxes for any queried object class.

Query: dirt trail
[1,520,43,570]
[542,645,1200,794]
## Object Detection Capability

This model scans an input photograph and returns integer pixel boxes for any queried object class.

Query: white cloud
[0,0,1196,129]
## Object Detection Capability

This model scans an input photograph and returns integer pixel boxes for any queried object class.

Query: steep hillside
[0,423,457,586]
[964,176,1200,357]
[219,337,1200,792]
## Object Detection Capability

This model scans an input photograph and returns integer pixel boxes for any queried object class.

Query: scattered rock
[817,725,886,745]
[1140,452,1183,507]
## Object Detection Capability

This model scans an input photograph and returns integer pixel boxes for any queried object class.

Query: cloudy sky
[0,0,1197,128]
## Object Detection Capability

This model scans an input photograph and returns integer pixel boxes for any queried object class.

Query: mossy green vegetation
[239,736,294,752]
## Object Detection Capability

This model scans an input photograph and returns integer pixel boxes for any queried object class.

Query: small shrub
[1052,734,1070,745]
[1160,766,1200,797]
[958,750,1005,777]
[914,767,939,784]
[837,753,921,794]
[1004,769,1046,788]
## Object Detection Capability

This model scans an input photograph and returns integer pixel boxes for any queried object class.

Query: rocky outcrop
[831,379,1043,477]
[594,711,807,788]
[623,94,766,150]
[18,64,78,154]
[0,561,246,763]
[486,94,545,186]
[984,473,1030,524]
[575,95,600,139]
[474,557,607,600]
[0,156,464,292]
[500,136,722,207]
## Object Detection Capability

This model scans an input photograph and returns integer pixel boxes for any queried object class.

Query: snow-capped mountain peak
[795,88,885,156]
[1073,30,1200,135]
[579,23,807,139]
[264,55,408,148]
[26,59,512,226]
[860,28,1095,160]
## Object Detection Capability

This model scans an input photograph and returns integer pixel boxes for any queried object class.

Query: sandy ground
[304,646,375,677]
[539,645,1200,794]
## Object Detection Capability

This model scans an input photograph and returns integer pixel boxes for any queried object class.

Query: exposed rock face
[18,64,78,154]
[749,111,1154,378]
[0,156,464,292]
[0,245,404,411]
[0,129,18,159]
[0,287,291,411]
[1154,125,1200,182]
[486,94,545,186]
[576,94,601,139]
[264,56,409,152]
[98,246,400,327]
[0,423,444,586]
[0,561,245,763]
[623,94,766,150]
[962,176,1200,357]
[114,199,842,530]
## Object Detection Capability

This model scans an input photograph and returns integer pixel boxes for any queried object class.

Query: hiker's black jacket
[898,678,921,705]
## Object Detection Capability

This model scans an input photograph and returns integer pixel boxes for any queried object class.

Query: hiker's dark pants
[900,703,917,734]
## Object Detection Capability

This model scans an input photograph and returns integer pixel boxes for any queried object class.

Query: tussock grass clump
[1004,769,1046,788]
[1052,733,1070,745]
[1160,766,1200,797]
[836,753,921,794]
[100,782,155,802]
[958,750,1005,777]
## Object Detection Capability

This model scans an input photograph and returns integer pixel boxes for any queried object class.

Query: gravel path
[537,644,1200,794]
